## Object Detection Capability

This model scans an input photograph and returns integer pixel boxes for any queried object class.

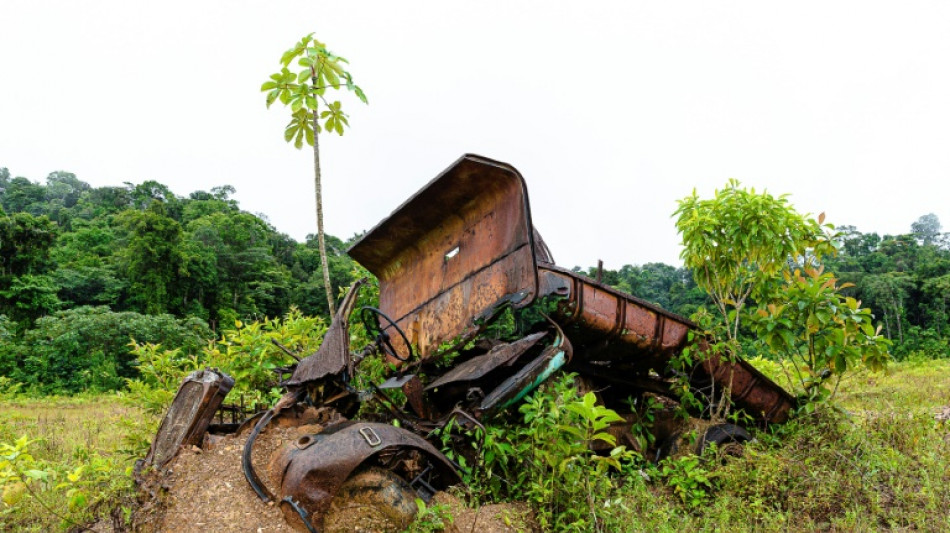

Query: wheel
[323,466,419,532]
[695,423,751,458]
[360,306,413,362]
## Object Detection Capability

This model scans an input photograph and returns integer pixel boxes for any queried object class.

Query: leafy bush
[658,454,714,507]
[457,374,637,532]
[893,325,950,361]
[0,436,123,529]
[752,266,890,408]
[128,308,326,412]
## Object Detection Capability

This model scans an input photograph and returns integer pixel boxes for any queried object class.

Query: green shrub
[128,307,326,412]
[455,374,637,532]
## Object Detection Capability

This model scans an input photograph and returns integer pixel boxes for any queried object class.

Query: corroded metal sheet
[700,351,795,424]
[145,368,234,469]
[479,331,573,416]
[538,265,794,424]
[539,266,693,358]
[425,331,547,391]
[286,279,365,386]
[273,422,461,531]
[348,155,539,359]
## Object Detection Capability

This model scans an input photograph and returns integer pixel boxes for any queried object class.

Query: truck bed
[539,264,795,423]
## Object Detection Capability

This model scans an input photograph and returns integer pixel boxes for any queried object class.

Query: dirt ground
[129,408,536,533]
[429,492,536,533]
[133,418,305,532]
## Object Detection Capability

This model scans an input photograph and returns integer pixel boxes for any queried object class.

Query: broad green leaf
[294,127,304,149]
[284,123,297,142]
[591,432,617,446]
[24,469,48,480]
[265,89,281,108]
[2,482,25,506]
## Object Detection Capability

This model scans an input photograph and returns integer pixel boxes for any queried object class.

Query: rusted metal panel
[424,331,547,391]
[539,266,692,356]
[348,154,539,359]
[286,279,365,386]
[144,368,233,469]
[479,332,573,416]
[538,265,794,423]
[273,422,461,531]
[700,352,795,424]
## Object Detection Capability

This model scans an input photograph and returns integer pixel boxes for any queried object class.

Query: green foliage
[628,395,661,452]
[0,166,368,399]
[407,498,454,533]
[0,211,57,278]
[827,219,950,358]
[672,180,895,413]
[463,374,637,532]
[674,180,832,342]
[0,396,140,531]
[127,308,326,412]
[0,435,114,527]
[205,309,326,409]
[752,266,890,407]
[125,343,201,414]
[0,211,59,327]
[1,307,211,394]
[116,202,184,315]
[262,33,367,146]
[0,166,362,330]
[658,454,715,508]
[0,274,60,326]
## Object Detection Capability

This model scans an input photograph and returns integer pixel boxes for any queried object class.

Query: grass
[595,359,950,532]
[2,360,949,532]
[0,394,151,532]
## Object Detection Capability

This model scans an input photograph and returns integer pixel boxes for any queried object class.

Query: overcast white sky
[2,1,949,268]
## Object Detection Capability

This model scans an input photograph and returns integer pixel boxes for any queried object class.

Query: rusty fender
[273,421,461,531]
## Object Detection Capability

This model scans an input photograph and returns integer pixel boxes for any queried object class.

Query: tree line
[825,215,950,359]
[1,166,947,393]
[0,167,362,392]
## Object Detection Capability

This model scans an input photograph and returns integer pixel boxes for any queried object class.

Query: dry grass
[599,359,950,532]
[0,395,150,532]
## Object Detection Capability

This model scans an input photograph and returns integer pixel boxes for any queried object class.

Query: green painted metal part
[496,345,568,412]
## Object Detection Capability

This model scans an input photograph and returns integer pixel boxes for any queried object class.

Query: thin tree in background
[262,34,367,315]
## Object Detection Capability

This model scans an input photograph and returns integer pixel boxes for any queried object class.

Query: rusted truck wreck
[144,154,794,531]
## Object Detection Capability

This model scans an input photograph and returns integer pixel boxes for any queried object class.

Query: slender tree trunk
[312,105,336,316]
[895,300,904,344]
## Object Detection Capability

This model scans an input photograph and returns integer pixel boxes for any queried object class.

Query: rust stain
[272,422,461,531]
[349,154,539,360]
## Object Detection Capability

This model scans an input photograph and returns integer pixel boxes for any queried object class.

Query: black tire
[695,423,751,457]
[654,431,681,463]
